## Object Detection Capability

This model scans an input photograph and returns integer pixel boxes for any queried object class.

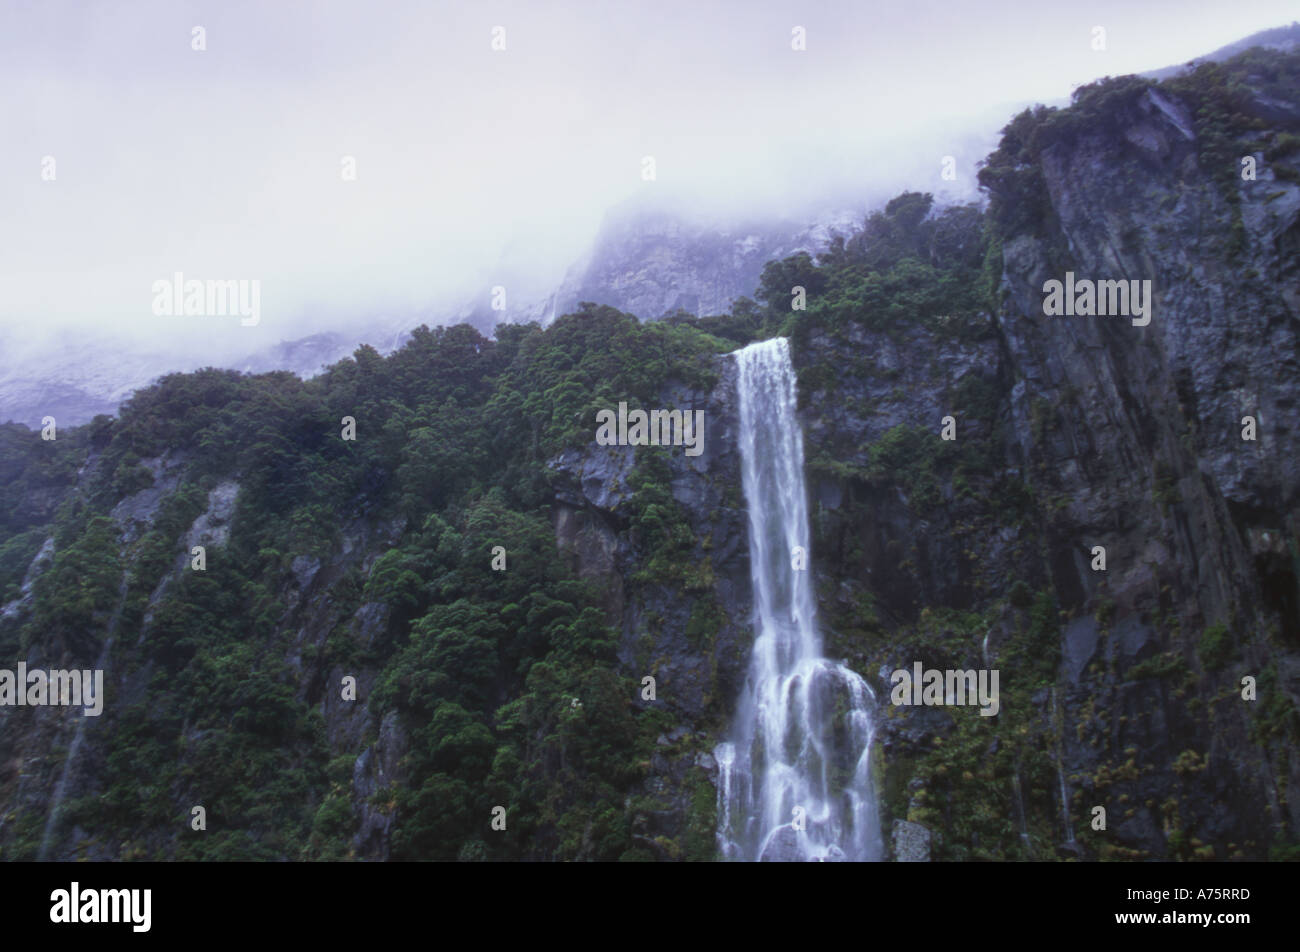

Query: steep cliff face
[0,445,409,861]
[779,60,1300,859]
[1,49,1297,864]
[548,361,751,855]
[553,49,1300,861]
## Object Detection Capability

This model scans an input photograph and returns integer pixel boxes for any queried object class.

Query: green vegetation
[1127,651,1190,683]
[870,601,1064,860]
[763,191,992,346]
[3,43,1299,863]
[866,424,951,511]
[980,49,1300,260]
[1196,622,1235,671]
[0,305,735,861]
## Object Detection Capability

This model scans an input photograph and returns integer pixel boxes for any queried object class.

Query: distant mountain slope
[1144,21,1300,80]
[454,205,863,330]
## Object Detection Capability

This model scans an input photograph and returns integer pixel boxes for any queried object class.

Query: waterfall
[715,337,882,862]
[1011,766,1033,855]
[1051,688,1076,846]
[36,635,111,862]
[1058,764,1075,846]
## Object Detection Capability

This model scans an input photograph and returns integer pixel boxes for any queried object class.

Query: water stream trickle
[36,574,125,862]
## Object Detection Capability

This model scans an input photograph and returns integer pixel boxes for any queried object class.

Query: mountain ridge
[1,35,1298,863]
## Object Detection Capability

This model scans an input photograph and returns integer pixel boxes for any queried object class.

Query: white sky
[0,0,1296,364]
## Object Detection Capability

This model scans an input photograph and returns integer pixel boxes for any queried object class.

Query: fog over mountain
[4,0,1300,884]
[2,1,1297,426]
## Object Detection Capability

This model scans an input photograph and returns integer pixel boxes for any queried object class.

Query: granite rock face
[535,68,1300,861]
[549,354,752,842]
[777,74,1300,859]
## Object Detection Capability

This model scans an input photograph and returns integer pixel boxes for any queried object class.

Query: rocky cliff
[1,46,1298,863]
[544,50,1300,860]
[794,59,1300,859]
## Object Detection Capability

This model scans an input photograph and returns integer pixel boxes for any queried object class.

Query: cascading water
[716,337,882,862]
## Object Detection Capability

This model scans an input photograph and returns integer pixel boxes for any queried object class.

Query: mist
[1,0,1296,371]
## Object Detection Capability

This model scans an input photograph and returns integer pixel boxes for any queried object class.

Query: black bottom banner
[0,860,1280,940]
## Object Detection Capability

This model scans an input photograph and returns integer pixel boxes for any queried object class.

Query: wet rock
[291,555,322,591]
[185,479,239,551]
[892,820,931,862]
[757,825,803,862]
[1062,616,1100,684]
[109,452,188,543]
[1114,615,1158,663]
[352,711,408,861]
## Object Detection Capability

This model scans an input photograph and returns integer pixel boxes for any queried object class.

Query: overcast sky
[1,0,1296,365]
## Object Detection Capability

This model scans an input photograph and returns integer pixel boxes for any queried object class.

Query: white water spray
[716,337,882,861]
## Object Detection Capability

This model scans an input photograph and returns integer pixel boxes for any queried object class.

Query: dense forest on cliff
[2,46,1299,862]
